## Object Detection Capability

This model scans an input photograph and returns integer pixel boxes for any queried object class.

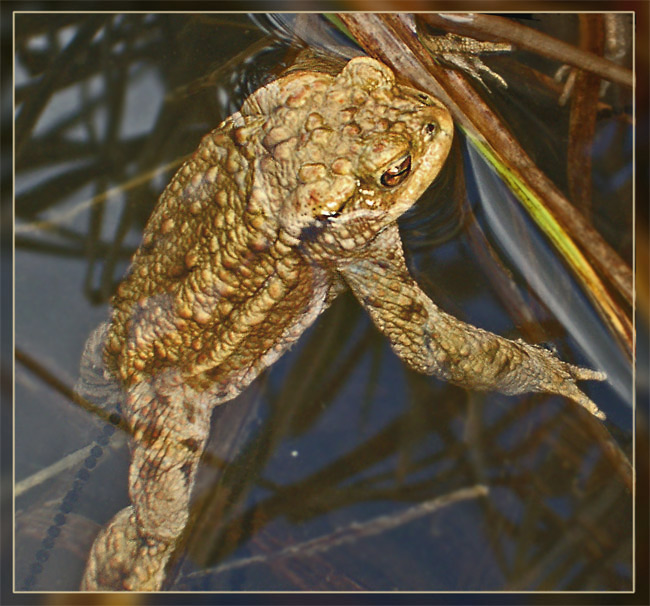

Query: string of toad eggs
[21,410,124,590]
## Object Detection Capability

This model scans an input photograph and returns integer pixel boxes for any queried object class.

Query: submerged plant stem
[184,485,489,581]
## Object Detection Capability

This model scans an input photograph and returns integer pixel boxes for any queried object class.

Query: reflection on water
[14,13,634,593]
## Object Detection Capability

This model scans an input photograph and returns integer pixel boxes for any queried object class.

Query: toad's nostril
[424,123,436,135]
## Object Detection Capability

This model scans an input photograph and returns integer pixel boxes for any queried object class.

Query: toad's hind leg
[81,377,213,591]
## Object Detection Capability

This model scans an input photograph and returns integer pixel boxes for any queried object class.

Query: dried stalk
[567,14,605,217]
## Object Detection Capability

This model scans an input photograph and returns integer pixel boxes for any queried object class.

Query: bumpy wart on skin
[79,56,606,591]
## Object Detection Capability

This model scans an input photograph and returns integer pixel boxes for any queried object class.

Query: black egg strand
[20,411,122,590]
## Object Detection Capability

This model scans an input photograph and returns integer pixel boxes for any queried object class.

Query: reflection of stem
[15,156,186,236]
[14,347,131,496]
[15,15,108,158]
[504,478,628,590]
[15,231,134,260]
[15,347,128,430]
[572,408,634,492]
[15,439,124,498]
[464,205,547,344]
[184,485,488,581]
[520,64,632,123]
[187,312,373,566]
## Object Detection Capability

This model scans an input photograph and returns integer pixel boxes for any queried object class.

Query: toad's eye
[380,155,411,188]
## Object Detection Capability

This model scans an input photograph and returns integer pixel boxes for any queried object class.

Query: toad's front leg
[81,377,213,591]
[339,225,606,419]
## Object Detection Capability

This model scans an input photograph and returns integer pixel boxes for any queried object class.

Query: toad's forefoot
[511,341,607,420]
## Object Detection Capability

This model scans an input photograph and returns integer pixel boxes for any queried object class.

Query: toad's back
[104,55,451,399]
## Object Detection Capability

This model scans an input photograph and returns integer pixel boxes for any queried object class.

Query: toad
[79,56,605,591]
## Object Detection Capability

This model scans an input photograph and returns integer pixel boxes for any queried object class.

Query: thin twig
[15,347,130,433]
[184,485,489,581]
[15,15,108,159]
[423,13,633,88]
[15,442,115,498]
[15,156,186,235]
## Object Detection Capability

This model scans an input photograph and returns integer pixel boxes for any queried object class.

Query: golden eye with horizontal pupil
[380,155,411,187]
